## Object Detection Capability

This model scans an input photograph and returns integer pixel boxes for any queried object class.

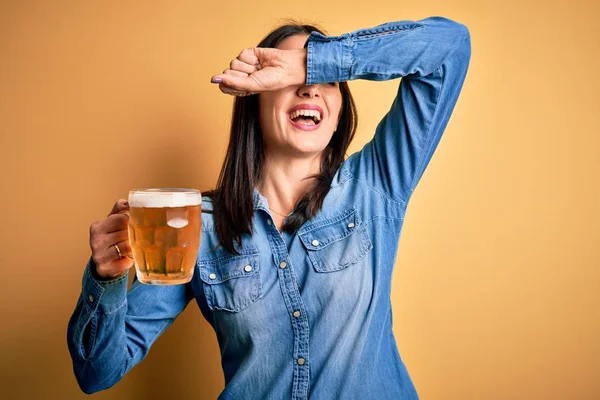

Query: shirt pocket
[199,251,261,312]
[298,208,373,273]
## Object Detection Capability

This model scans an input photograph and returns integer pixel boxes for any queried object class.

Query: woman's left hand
[211,47,307,96]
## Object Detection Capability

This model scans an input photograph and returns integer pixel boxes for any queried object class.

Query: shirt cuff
[82,258,128,314]
[305,31,352,85]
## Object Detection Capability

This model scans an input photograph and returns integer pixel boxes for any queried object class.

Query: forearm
[67,259,192,393]
[305,16,470,84]
[305,16,471,203]
[67,262,135,393]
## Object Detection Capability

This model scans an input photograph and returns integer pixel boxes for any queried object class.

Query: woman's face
[259,34,343,159]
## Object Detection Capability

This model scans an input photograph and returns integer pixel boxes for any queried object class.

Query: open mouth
[288,109,322,126]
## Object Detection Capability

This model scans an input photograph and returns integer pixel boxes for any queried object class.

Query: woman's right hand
[210,47,307,96]
[89,199,134,280]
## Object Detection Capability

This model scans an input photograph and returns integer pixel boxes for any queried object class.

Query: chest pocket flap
[299,208,373,273]
[199,251,261,312]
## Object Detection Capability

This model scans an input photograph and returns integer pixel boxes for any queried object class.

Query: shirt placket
[265,218,310,400]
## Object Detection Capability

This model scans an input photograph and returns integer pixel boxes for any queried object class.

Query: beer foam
[129,189,202,208]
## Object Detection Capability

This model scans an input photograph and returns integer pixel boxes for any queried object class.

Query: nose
[297,84,320,98]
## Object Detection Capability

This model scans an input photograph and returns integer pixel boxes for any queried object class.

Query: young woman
[68,16,471,399]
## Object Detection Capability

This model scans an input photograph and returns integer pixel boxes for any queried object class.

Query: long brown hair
[203,22,358,255]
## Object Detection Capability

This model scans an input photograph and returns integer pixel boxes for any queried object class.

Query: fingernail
[211,77,223,83]
[123,201,129,207]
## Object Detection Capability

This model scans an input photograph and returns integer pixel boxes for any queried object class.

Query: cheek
[258,95,276,133]
[259,92,288,127]
[327,93,343,125]
[330,106,342,127]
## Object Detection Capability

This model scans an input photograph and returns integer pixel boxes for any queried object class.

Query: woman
[68,16,471,399]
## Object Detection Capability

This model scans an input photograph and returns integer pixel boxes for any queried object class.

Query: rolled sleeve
[305,31,352,85]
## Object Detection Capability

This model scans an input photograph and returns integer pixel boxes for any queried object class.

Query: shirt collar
[252,188,270,213]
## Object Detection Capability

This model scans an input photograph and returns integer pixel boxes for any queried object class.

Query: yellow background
[1,1,598,399]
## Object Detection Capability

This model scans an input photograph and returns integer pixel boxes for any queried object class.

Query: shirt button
[209,273,217,280]
[244,265,253,272]
[279,261,287,269]
[297,357,306,365]
[267,219,272,226]
[311,239,320,246]
[292,310,301,318]
[347,222,355,228]
[88,294,94,303]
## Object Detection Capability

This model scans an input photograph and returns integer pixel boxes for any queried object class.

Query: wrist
[293,48,307,85]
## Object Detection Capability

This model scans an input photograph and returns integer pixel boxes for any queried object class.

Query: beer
[128,189,202,285]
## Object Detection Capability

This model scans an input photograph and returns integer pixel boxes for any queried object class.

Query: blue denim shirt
[67,16,471,399]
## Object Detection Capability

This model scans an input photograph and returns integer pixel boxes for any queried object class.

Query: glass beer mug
[127,188,202,285]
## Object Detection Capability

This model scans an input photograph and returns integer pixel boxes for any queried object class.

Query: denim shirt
[67,16,471,400]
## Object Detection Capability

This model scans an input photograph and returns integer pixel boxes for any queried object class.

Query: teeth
[289,109,321,122]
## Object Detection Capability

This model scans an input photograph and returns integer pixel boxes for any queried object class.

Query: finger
[108,199,129,217]
[113,239,133,259]
[218,84,253,97]
[110,256,134,272]
[218,82,250,95]
[103,213,130,233]
[93,237,132,265]
[90,229,129,257]
[237,48,260,67]
[217,70,254,96]
[211,74,260,93]
[230,58,257,74]
[107,230,130,250]
[222,68,249,77]
[95,252,134,278]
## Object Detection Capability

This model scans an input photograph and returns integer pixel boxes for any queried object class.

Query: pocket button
[311,240,320,246]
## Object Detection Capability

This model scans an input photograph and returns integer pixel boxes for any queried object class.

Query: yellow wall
[1,1,598,399]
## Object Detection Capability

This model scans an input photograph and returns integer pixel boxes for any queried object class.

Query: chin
[289,139,328,157]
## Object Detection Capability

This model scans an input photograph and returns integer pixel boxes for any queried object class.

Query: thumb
[108,199,130,217]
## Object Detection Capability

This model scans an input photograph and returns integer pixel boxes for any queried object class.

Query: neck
[257,152,322,216]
